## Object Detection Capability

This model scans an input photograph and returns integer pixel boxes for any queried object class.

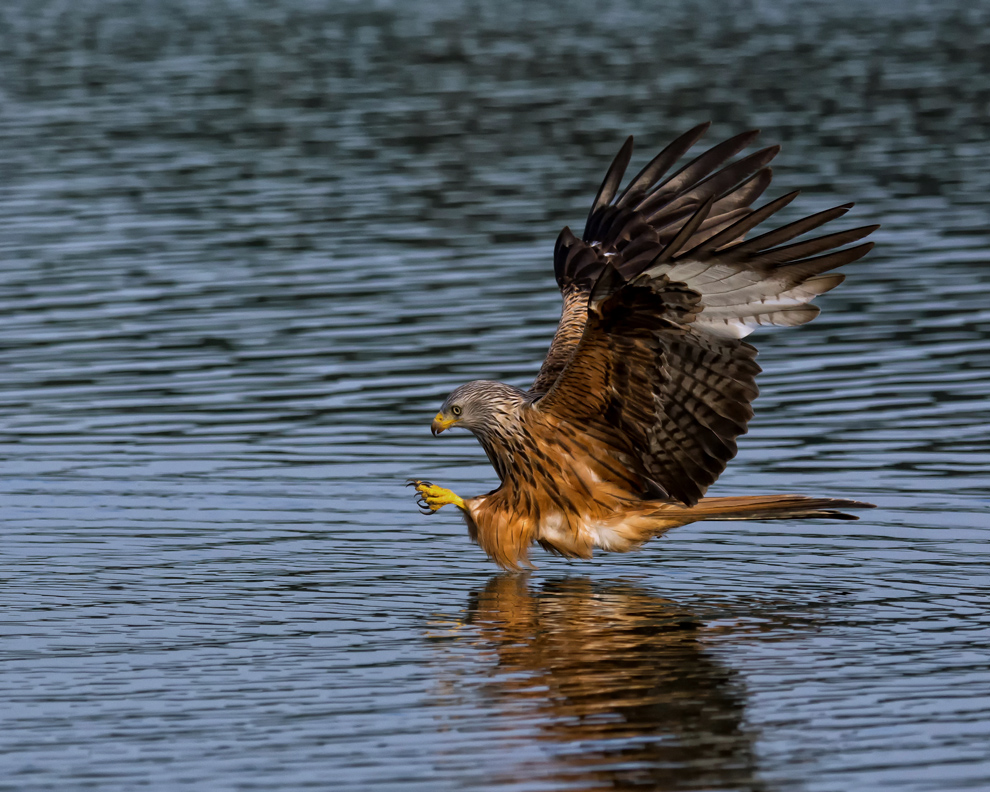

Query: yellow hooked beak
[431,412,458,436]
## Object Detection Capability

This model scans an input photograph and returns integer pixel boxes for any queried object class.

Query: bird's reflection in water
[436,575,764,791]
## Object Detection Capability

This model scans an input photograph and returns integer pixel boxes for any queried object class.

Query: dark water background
[1,0,988,789]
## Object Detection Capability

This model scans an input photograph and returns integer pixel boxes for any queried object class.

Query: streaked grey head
[431,380,525,439]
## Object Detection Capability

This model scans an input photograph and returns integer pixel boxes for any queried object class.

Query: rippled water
[1,0,988,789]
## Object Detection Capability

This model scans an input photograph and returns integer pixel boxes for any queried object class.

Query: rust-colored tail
[682,494,875,522]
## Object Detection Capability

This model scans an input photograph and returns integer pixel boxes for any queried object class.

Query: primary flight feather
[410,124,877,570]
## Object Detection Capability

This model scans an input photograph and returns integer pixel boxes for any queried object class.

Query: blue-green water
[1,1,988,789]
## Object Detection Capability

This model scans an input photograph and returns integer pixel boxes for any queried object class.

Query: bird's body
[411,124,876,570]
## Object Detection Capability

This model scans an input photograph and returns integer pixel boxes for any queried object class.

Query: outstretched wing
[533,173,877,506]
[531,124,780,394]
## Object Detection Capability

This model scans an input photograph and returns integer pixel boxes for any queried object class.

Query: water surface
[1,1,988,790]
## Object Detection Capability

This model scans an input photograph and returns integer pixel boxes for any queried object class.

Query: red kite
[410,124,876,570]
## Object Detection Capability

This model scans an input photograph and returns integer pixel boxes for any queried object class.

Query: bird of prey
[409,124,876,570]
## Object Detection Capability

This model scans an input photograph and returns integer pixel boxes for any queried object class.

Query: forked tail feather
[673,494,875,522]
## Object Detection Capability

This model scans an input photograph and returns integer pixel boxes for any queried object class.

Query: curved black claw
[409,479,437,514]
[416,495,435,514]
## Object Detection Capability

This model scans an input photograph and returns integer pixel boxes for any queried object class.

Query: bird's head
[431,380,525,437]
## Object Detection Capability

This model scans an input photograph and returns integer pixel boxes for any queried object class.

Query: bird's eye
[451,405,462,417]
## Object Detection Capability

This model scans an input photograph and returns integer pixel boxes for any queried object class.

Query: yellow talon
[408,480,466,513]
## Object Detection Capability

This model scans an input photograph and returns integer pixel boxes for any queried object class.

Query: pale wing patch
[641,256,849,339]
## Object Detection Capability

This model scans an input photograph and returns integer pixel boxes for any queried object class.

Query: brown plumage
[410,124,877,570]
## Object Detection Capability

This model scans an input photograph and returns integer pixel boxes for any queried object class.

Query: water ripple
[1,0,989,790]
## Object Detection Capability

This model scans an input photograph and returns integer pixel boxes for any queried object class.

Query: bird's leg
[407,480,466,515]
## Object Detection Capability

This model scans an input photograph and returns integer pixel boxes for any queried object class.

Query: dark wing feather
[587,136,634,222]
[531,126,778,395]
[534,183,878,505]
[534,265,760,505]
